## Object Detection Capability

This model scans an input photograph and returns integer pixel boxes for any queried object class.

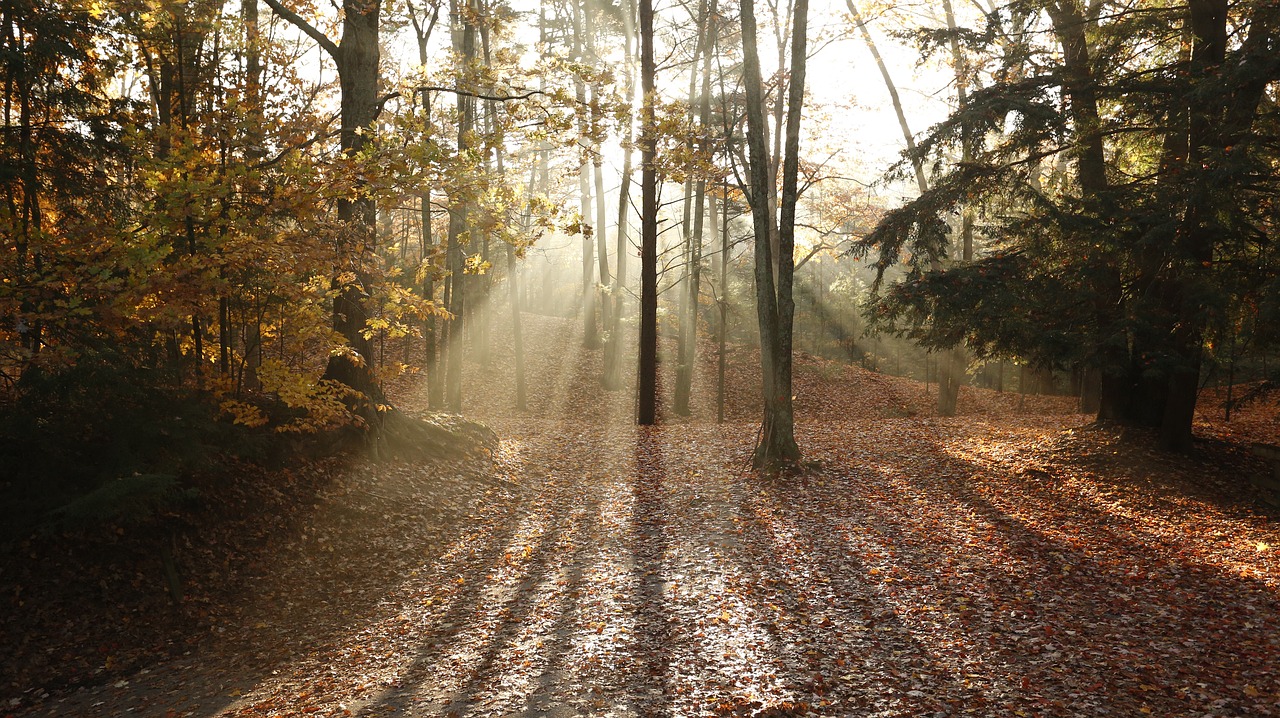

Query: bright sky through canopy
[374,0,957,195]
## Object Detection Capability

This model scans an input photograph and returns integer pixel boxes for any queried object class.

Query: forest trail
[21,315,1280,718]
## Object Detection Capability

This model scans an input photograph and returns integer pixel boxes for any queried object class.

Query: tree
[1151,0,1278,448]
[603,0,637,391]
[406,0,445,409]
[859,0,1280,451]
[847,0,953,414]
[740,0,807,468]
[572,0,600,350]
[673,0,717,416]
[261,0,385,409]
[637,0,658,425]
[443,0,479,412]
[0,0,146,376]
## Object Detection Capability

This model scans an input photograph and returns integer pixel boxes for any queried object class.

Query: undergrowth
[0,351,338,542]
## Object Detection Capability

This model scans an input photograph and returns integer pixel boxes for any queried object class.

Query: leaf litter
[9,313,1280,717]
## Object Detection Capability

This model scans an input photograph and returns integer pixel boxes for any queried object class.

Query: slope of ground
[8,312,1280,717]
[1199,381,1280,446]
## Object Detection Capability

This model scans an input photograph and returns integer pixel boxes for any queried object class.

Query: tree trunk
[574,0,599,349]
[240,0,264,391]
[476,16,500,372]
[586,1,612,342]
[937,347,963,416]
[1046,1,1126,426]
[765,0,788,287]
[742,0,805,469]
[505,172,542,415]
[935,0,972,418]
[327,5,382,404]
[444,0,477,412]
[674,0,712,416]
[1159,0,1235,451]
[262,0,384,408]
[716,178,729,424]
[603,0,635,391]
[637,0,658,425]
[480,8,523,410]
[685,11,714,412]
[853,0,967,414]
[847,0,927,195]
[476,232,492,368]
[507,237,527,411]
[593,131,611,333]
[408,1,441,408]
[421,194,442,408]
[1080,365,1101,413]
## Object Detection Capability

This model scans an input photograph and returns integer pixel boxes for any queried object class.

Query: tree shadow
[20,449,540,718]
[625,425,676,716]
[782,418,1280,715]
[348,469,598,716]
[717,469,979,715]
[348,426,678,717]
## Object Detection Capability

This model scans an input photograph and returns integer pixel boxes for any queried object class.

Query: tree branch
[400,86,569,104]
[793,242,826,272]
[253,115,342,169]
[260,0,342,65]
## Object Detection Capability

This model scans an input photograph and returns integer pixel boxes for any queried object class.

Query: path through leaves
[21,315,1280,717]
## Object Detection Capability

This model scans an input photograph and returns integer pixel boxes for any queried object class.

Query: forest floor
[6,313,1280,717]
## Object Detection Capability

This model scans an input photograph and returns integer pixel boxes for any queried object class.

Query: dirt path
[19,317,1280,717]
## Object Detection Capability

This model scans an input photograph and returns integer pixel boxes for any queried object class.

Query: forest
[2,0,1280,715]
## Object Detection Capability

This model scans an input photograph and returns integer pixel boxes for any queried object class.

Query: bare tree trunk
[476,233,492,368]
[765,0,791,286]
[686,7,715,410]
[742,0,805,468]
[716,178,729,424]
[850,0,967,414]
[481,12,525,410]
[593,134,611,329]
[637,0,658,425]
[504,164,536,413]
[603,0,635,391]
[506,239,527,410]
[444,0,477,412]
[476,13,498,371]
[422,185,443,407]
[585,2,612,340]
[408,1,443,408]
[847,0,926,195]
[573,0,599,349]
[674,0,712,416]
